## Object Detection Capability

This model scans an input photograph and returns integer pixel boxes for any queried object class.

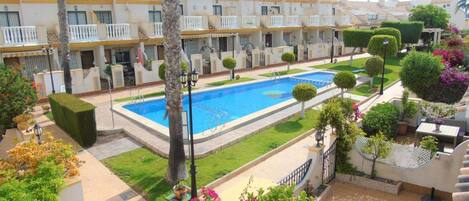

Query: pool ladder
[272,71,281,80]
[130,89,145,104]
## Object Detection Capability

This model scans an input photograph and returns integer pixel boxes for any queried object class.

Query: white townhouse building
[0,0,354,97]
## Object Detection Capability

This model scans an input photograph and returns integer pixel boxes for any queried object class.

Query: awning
[2,50,46,58]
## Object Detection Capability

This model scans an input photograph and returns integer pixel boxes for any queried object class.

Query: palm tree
[457,0,468,11]
[57,0,72,93]
[163,0,187,185]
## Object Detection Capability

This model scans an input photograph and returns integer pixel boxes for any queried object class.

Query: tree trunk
[369,76,374,88]
[163,0,187,185]
[341,88,344,98]
[57,0,72,93]
[348,47,356,66]
[300,102,305,118]
[371,158,377,178]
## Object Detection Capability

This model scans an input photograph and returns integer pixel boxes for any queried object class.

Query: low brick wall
[336,173,402,194]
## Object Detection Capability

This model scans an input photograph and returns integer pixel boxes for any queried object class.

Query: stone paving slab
[87,137,143,160]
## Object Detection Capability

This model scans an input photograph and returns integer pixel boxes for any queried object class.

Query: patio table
[416,122,460,148]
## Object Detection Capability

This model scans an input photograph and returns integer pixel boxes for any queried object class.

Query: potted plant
[172,184,190,201]
[398,90,419,135]
[421,101,457,132]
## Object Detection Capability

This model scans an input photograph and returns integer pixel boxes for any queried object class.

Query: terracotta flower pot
[398,121,409,135]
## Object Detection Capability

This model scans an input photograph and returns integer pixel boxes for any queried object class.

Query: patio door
[0,11,20,27]
[94,11,112,24]
[265,33,272,48]
[68,11,87,25]
[115,49,134,86]
[213,5,222,16]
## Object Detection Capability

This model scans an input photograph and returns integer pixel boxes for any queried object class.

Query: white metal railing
[106,23,130,39]
[270,16,284,27]
[286,15,300,26]
[154,22,163,37]
[220,16,238,29]
[181,16,203,30]
[1,26,38,45]
[307,15,320,26]
[69,24,98,42]
[321,15,335,26]
[242,16,257,28]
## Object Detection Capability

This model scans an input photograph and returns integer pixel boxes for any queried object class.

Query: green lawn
[44,111,54,121]
[207,77,256,87]
[313,57,402,97]
[259,69,307,77]
[103,109,320,201]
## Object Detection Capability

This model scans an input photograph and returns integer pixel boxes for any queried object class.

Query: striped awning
[2,50,46,58]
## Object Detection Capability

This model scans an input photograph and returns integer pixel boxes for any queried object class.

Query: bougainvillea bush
[433,49,465,68]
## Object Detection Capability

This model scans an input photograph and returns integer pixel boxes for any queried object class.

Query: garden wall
[348,139,469,193]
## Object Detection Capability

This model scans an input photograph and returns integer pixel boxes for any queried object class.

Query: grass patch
[259,69,306,77]
[313,57,402,97]
[44,111,54,121]
[114,88,195,103]
[207,77,256,87]
[103,109,320,201]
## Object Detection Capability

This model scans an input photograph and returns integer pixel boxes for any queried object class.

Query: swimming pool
[119,71,334,137]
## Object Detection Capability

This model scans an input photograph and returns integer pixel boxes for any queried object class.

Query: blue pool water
[124,72,334,134]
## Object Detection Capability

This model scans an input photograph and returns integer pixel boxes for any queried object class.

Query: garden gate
[322,139,337,184]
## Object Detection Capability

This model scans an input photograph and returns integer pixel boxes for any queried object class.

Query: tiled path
[327,181,422,201]
[87,137,142,160]
[84,54,371,157]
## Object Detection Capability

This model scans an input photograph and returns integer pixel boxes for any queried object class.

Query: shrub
[367,35,398,58]
[0,64,37,130]
[381,21,424,44]
[361,132,391,178]
[222,57,237,70]
[362,103,400,137]
[420,136,438,156]
[281,52,296,71]
[292,83,317,118]
[410,4,450,29]
[364,56,383,87]
[433,48,465,68]
[333,72,356,97]
[158,62,189,81]
[400,51,444,101]
[239,182,314,201]
[336,122,365,173]
[400,90,419,121]
[343,29,374,48]
[374,27,402,49]
[49,93,97,147]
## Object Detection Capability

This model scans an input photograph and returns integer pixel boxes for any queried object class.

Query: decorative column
[95,45,106,68]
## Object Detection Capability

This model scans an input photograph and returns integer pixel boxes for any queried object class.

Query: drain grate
[119,189,138,200]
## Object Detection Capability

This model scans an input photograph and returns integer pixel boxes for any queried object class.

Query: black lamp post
[42,46,55,94]
[33,123,43,144]
[379,39,389,95]
[179,63,199,199]
[231,33,236,80]
[330,28,335,63]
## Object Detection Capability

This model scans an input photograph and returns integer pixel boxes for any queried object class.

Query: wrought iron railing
[322,139,337,184]
[278,158,313,186]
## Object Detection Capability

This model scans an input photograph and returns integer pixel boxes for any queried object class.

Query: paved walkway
[212,81,405,200]
[327,181,422,201]
[84,54,371,157]
[87,137,142,160]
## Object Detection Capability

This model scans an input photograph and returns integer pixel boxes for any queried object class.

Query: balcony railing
[154,22,163,37]
[305,15,320,26]
[336,15,351,26]
[1,26,38,45]
[181,16,204,31]
[270,16,284,27]
[106,23,130,40]
[220,16,238,29]
[69,24,98,42]
[286,15,301,26]
[241,16,258,28]
[321,15,335,26]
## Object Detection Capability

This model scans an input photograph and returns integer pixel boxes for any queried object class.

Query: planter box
[314,184,332,201]
[336,173,402,194]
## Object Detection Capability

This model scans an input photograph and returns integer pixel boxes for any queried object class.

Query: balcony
[0,26,46,46]
[304,15,320,27]
[106,23,131,40]
[261,15,302,28]
[285,16,301,27]
[181,16,208,31]
[220,16,238,29]
[241,16,259,28]
[154,22,163,37]
[321,15,335,26]
[336,15,351,26]
[69,24,98,42]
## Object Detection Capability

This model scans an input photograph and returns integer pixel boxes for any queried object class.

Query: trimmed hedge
[374,27,402,49]
[362,103,400,137]
[281,52,296,63]
[343,29,374,48]
[222,57,237,70]
[381,21,424,44]
[158,62,189,81]
[367,35,398,58]
[49,93,97,147]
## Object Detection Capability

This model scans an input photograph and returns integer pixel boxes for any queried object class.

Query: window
[0,11,20,27]
[319,31,324,41]
[368,14,378,21]
[332,8,336,15]
[213,5,222,16]
[95,11,112,24]
[261,6,268,16]
[68,11,87,25]
[270,6,280,15]
[149,10,162,22]
[178,4,184,15]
